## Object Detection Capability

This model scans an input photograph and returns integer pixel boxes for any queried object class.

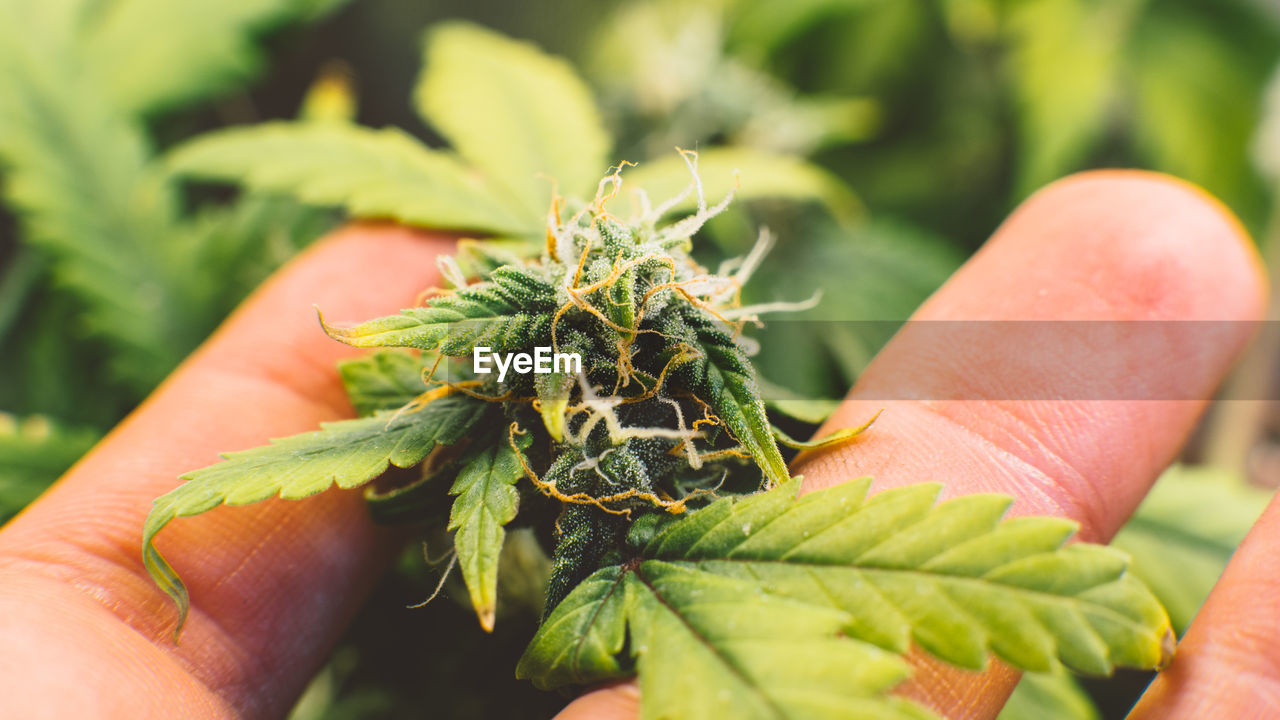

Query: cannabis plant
[141,21,1173,718]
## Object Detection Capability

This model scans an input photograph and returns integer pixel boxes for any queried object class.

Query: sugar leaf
[676,308,789,486]
[143,394,487,636]
[322,267,556,355]
[448,436,530,631]
[338,350,433,417]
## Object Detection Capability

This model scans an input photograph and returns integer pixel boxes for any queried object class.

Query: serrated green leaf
[516,565,631,690]
[416,22,610,218]
[338,351,433,417]
[625,148,861,223]
[522,480,1169,717]
[1111,464,1272,632]
[322,267,556,355]
[646,479,1172,675]
[85,0,350,117]
[627,561,926,720]
[167,122,533,235]
[677,309,789,487]
[143,394,486,636]
[448,436,530,631]
[0,414,99,519]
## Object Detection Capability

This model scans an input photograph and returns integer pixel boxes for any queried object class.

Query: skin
[0,170,1269,719]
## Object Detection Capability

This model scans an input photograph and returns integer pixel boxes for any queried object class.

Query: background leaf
[85,0,350,117]
[624,148,861,222]
[416,21,611,217]
[1111,464,1273,632]
[168,123,533,235]
[1007,0,1137,196]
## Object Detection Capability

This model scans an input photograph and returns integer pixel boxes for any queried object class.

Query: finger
[0,224,454,718]
[1129,491,1280,716]
[560,170,1266,719]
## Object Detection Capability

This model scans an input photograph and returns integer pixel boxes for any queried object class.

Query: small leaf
[167,122,533,235]
[625,148,861,223]
[516,566,631,690]
[143,394,486,635]
[338,350,432,417]
[416,22,611,217]
[771,409,880,450]
[675,308,789,487]
[321,266,556,355]
[448,435,531,631]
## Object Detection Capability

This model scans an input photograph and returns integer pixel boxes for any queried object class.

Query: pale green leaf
[1128,7,1274,224]
[625,148,861,223]
[1112,464,1272,632]
[338,351,432,417]
[416,22,610,217]
[143,394,487,635]
[167,122,533,235]
[448,438,529,631]
[1007,0,1136,195]
[771,410,879,450]
[322,266,556,355]
[85,0,349,116]
[997,668,1099,720]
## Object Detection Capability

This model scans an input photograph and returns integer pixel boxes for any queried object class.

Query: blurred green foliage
[2,0,1279,717]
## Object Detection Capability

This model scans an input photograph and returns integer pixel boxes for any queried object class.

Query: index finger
[0,224,453,718]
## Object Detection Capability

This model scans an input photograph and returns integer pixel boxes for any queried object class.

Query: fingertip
[999,169,1266,323]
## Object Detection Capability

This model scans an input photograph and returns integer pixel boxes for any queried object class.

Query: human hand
[560,171,1269,719]
[0,172,1265,718]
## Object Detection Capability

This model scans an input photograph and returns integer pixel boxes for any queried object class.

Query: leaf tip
[478,606,497,633]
